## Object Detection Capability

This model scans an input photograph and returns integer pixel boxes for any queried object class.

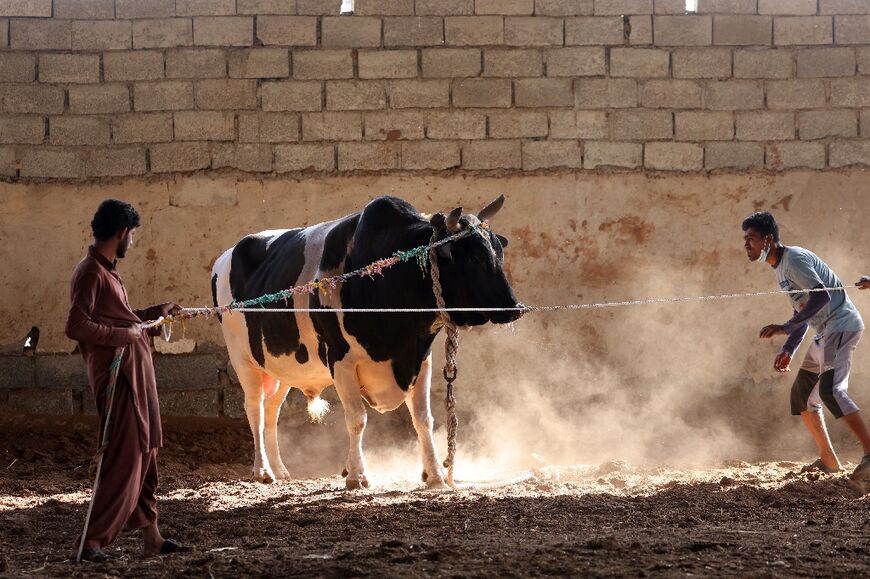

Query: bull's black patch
[320,213,360,273]
[295,344,309,365]
[310,289,349,377]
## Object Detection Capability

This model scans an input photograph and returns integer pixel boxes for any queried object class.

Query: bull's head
[430,195,524,327]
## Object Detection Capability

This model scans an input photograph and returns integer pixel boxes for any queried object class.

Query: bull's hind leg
[235,365,277,483]
[333,363,369,490]
[263,380,293,480]
[406,355,447,488]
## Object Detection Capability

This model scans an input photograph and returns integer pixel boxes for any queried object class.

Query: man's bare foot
[143,522,166,556]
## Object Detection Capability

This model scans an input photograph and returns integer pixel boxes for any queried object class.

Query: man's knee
[790,369,820,416]
[819,369,859,418]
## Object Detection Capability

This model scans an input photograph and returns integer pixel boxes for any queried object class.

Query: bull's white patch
[307,396,330,423]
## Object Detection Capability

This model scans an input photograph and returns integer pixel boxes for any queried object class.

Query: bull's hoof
[421,470,428,482]
[345,476,369,490]
[425,477,450,490]
[341,468,348,478]
[254,469,275,484]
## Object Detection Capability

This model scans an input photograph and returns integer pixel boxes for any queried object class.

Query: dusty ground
[1,418,869,578]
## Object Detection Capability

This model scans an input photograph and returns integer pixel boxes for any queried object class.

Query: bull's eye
[469,255,481,265]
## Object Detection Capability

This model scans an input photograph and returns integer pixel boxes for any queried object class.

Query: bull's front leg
[333,363,369,490]
[406,355,448,489]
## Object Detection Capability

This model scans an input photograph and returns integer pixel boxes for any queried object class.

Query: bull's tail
[307,396,330,423]
[210,273,222,323]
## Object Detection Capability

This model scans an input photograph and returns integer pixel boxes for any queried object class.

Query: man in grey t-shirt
[742,212,869,480]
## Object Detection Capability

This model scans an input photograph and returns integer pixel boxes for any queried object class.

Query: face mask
[754,240,770,263]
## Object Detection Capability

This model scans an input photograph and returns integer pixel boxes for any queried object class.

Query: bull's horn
[477,195,505,222]
[446,207,463,232]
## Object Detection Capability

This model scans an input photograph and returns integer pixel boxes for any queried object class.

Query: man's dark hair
[741,211,779,243]
[91,199,140,240]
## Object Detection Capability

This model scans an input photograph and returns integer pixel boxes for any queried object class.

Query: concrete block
[705,142,764,169]
[797,48,855,77]
[69,84,130,114]
[705,80,764,110]
[798,110,856,139]
[259,16,318,46]
[575,78,638,108]
[355,0,415,14]
[194,16,254,46]
[327,80,387,110]
[0,20,7,48]
[426,110,486,138]
[34,355,87,389]
[445,16,504,45]
[611,109,673,140]
[389,79,450,108]
[321,16,381,47]
[174,111,235,141]
[0,115,44,144]
[0,356,34,389]
[297,0,346,14]
[549,110,609,138]
[154,338,197,355]
[39,54,100,84]
[536,0,594,14]
[239,111,300,142]
[610,48,669,78]
[228,48,289,79]
[3,84,65,114]
[735,111,795,140]
[237,0,298,14]
[72,20,132,50]
[0,53,36,82]
[133,19,193,49]
[7,388,74,415]
[640,80,702,108]
[211,143,273,172]
[654,15,713,45]
[49,116,111,146]
[104,51,165,82]
[774,17,832,45]
[759,0,818,14]
[858,47,870,73]
[675,111,734,140]
[515,78,573,107]
[116,0,175,18]
[19,148,83,178]
[400,140,460,169]
[416,0,474,15]
[766,141,825,170]
[159,390,220,417]
[83,147,147,177]
[565,16,624,45]
[594,0,653,14]
[0,0,50,16]
[302,111,363,140]
[293,50,353,79]
[177,0,236,16]
[627,14,652,45]
[0,146,13,176]
[672,47,732,78]
[820,0,870,13]
[766,79,826,109]
[713,15,772,45]
[384,16,444,46]
[583,141,642,169]
[359,50,418,79]
[150,142,210,172]
[134,81,194,112]
[112,113,173,144]
[476,0,533,14]
[733,49,793,79]
[522,140,583,170]
[261,80,322,111]
[505,16,563,45]
[485,49,544,77]
[861,110,870,138]
[489,111,549,138]
[830,140,870,167]
[363,110,425,140]
[544,47,605,76]
[9,19,71,50]
[653,0,686,14]
[195,79,258,109]
[453,78,512,107]
[337,142,400,170]
[462,140,522,169]
[422,48,482,77]
[698,0,757,13]
[166,48,227,79]
[830,78,870,106]
[274,143,335,172]
[644,142,703,171]
[834,15,870,44]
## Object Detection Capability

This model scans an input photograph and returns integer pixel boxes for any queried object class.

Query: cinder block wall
[1,0,870,178]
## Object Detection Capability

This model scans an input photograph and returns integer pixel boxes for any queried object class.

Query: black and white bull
[211,196,522,489]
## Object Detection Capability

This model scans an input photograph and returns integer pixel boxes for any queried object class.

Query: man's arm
[760,285,830,338]
[858,275,870,290]
[66,271,139,347]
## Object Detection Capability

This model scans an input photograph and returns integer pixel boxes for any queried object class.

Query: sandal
[159,539,192,555]
[801,458,840,474]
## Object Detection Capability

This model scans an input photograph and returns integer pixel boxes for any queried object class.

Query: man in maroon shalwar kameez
[66,199,187,562]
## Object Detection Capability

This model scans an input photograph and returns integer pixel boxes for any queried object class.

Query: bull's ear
[437,243,453,261]
[496,234,508,248]
[446,207,463,232]
[477,195,505,222]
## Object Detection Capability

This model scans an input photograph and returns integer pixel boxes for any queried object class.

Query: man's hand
[158,302,183,318]
[774,351,792,373]
[858,276,870,290]
[760,324,788,338]
[125,323,144,343]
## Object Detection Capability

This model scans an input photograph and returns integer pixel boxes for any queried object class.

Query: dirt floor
[1,417,869,578]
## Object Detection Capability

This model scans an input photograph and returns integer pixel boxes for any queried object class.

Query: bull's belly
[352,358,408,413]
[263,346,333,399]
